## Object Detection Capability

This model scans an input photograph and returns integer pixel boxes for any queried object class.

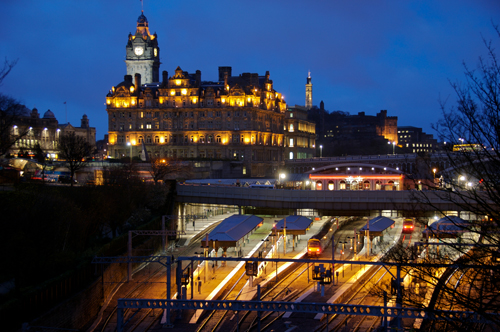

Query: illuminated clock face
[154,48,158,57]
[134,46,144,56]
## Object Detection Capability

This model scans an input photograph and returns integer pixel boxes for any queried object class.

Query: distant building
[105,12,287,177]
[397,126,437,154]
[8,108,95,159]
[320,110,398,156]
[285,105,316,160]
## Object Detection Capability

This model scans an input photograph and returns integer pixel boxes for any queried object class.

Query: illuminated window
[364,181,370,190]
[289,138,294,147]
[316,181,322,190]
[146,122,152,129]
[339,181,346,190]
[328,181,334,191]
[200,136,205,143]
[289,151,293,159]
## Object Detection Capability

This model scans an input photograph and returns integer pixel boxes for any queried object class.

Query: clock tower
[125,11,160,84]
[305,71,312,110]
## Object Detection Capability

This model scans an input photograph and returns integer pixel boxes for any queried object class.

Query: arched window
[216,135,221,143]
[364,180,370,190]
[375,181,382,190]
[289,152,294,159]
[200,136,205,143]
[328,181,334,191]
[316,181,322,190]
[154,136,159,143]
[146,136,152,143]
[208,135,213,143]
[351,181,358,190]
[339,181,346,190]
[138,136,143,143]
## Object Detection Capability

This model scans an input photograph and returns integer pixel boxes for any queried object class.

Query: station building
[106,12,287,177]
[7,107,95,159]
[308,163,405,191]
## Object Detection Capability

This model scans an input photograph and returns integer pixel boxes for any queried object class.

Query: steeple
[125,11,160,84]
[305,71,312,109]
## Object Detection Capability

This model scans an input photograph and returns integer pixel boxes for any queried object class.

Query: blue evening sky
[1,0,499,140]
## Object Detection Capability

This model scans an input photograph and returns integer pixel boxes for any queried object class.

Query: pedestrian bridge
[176,184,476,216]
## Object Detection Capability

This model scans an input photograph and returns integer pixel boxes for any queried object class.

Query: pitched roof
[359,216,395,232]
[208,215,263,242]
[275,215,313,231]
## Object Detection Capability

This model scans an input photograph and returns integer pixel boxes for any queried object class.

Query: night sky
[1,1,499,140]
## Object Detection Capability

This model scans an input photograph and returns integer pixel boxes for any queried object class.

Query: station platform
[160,215,329,325]
[162,216,407,327]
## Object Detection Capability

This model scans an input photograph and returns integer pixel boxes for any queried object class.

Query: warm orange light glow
[112,86,115,93]
[160,137,165,143]
[309,175,404,180]
[247,97,251,102]
[244,138,250,143]
[131,100,136,105]
[222,139,227,144]
[106,99,111,105]
[170,90,175,96]
[131,139,136,145]
[181,89,187,95]
[221,98,226,103]
[130,86,135,93]
[175,80,181,86]
[192,97,197,103]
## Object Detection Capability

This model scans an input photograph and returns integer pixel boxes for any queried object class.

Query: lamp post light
[320,145,323,158]
[127,142,132,163]
[433,168,437,179]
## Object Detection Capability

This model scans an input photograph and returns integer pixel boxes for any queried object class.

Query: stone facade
[9,108,95,159]
[285,105,316,160]
[106,12,287,177]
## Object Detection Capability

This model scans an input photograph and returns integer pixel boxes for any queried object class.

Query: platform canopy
[423,216,470,238]
[202,214,263,249]
[359,216,395,236]
[274,215,313,235]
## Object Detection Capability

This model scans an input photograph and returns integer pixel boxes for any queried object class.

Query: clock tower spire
[305,71,312,110]
[125,11,160,84]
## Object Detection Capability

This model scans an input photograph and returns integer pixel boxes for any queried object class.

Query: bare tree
[0,57,18,86]
[148,157,191,184]
[58,132,92,186]
[376,25,500,330]
[0,58,30,157]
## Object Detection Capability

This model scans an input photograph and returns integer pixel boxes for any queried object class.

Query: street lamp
[127,142,132,163]
[320,145,323,158]
[433,168,437,179]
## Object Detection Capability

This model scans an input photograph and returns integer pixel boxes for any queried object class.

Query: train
[402,218,415,233]
[307,238,323,257]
